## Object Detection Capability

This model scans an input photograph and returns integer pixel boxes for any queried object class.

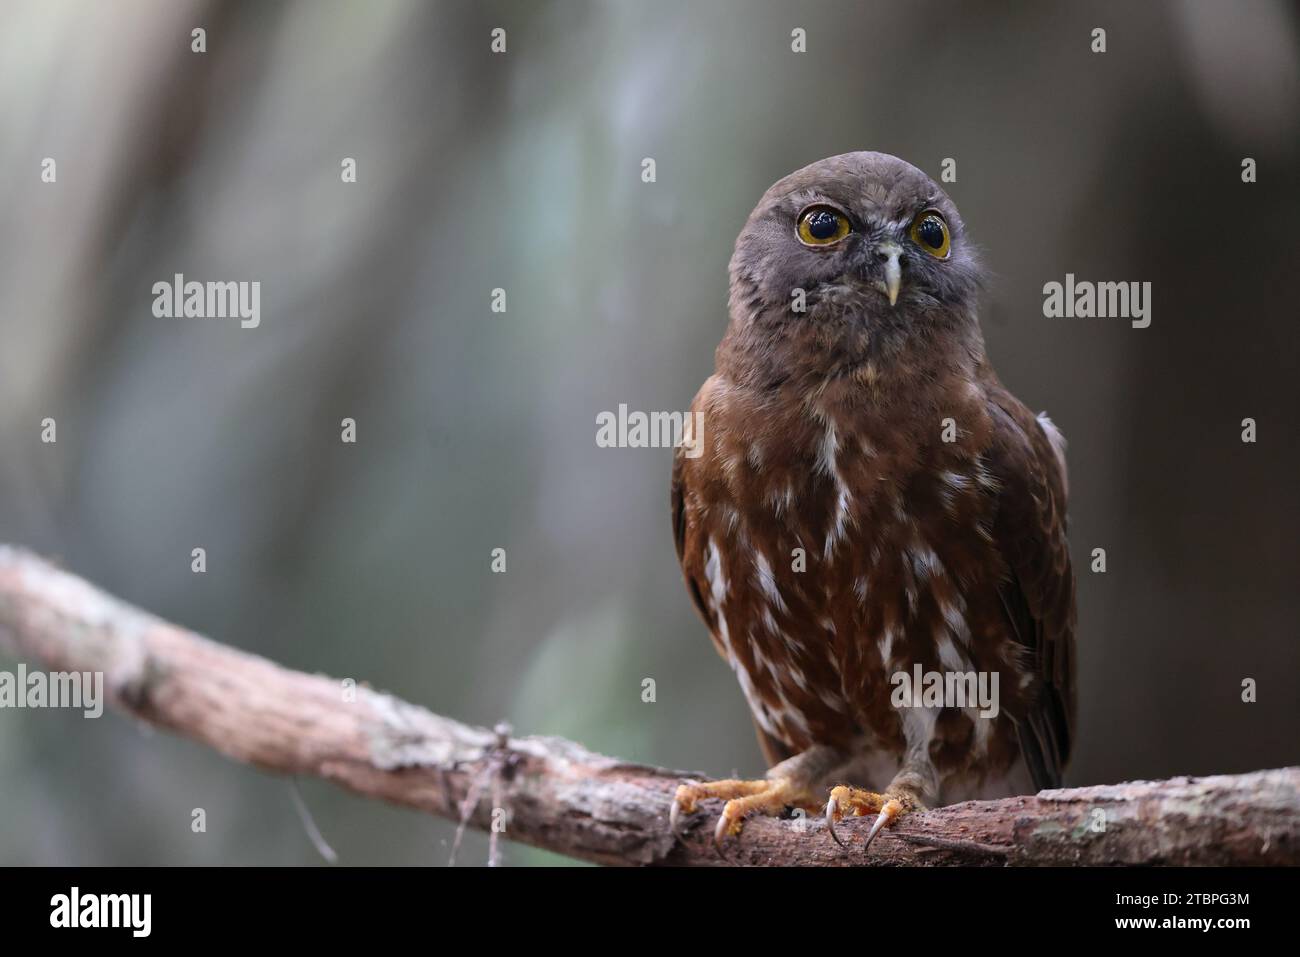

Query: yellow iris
[797,206,851,246]
[909,210,950,259]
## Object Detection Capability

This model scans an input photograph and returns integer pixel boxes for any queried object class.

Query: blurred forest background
[1,0,1297,866]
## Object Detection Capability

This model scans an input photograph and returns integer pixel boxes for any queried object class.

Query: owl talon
[862,799,904,852]
[825,785,921,852]
[713,811,736,851]
[825,794,848,848]
[670,776,816,849]
[669,792,687,835]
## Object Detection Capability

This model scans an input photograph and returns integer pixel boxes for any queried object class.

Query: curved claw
[861,799,902,852]
[825,796,848,849]
[670,782,701,838]
[712,812,732,851]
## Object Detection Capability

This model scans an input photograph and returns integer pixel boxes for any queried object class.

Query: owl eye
[796,205,851,246]
[909,210,950,259]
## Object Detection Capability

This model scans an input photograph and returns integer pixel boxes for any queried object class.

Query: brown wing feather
[672,443,796,768]
[671,446,713,632]
[982,383,1077,790]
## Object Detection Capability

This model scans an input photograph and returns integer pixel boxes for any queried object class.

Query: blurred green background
[1,0,1297,865]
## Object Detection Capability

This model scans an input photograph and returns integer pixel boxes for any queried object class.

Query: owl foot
[671,776,820,850]
[825,784,925,852]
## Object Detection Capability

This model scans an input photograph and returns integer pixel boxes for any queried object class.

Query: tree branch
[0,545,1294,866]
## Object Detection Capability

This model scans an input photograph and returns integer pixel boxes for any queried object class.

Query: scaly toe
[824,784,913,851]
[671,776,815,850]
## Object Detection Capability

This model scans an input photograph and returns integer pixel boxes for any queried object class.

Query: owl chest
[700,419,1004,749]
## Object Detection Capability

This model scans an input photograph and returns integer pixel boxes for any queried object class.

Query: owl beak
[875,242,903,307]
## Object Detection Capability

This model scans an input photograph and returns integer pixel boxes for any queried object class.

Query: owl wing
[671,445,714,634]
[982,383,1077,791]
[672,425,797,767]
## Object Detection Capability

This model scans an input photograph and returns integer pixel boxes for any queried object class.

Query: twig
[0,545,1295,866]
[290,779,339,864]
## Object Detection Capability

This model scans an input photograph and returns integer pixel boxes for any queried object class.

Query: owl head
[724,152,985,377]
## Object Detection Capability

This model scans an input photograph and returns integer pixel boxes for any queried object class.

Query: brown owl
[670,151,1075,851]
